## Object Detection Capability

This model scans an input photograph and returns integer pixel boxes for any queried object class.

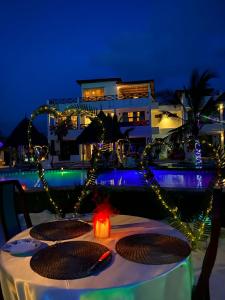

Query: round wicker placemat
[30,220,92,241]
[116,233,191,265]
[30,241,112,280]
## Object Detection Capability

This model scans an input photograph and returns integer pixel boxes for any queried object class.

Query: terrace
[1,139,225,300]
[1,75,225,300]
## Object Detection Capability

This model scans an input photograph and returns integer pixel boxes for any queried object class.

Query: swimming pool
[149,167,215,189]
[0,170,87,190]
[0,168,215,190]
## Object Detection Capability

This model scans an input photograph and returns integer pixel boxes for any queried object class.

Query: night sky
[1,0,225,136]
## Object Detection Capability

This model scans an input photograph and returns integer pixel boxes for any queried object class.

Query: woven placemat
[116,233,191,265]
[30,220,92,241]
[30,241,112,279]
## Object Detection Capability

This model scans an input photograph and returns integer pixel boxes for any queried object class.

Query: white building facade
[47,78,159,162]
[46,78,224,163]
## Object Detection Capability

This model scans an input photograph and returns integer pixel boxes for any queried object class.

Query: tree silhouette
[158,70,219,166]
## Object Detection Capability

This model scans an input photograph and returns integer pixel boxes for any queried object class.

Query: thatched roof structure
[75,111,124,145]
[5,117,47,147]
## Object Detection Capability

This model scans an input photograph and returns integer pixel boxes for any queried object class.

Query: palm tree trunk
[192,188,222,300]
[194,114,202,168]
[194,138,203,168]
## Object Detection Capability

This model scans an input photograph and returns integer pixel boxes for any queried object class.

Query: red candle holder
[93,212,111,238]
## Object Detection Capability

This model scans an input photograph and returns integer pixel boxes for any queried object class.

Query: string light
[140,138,225,248]
[194,139,203,168]
[74,119,108,216]
[28,105,224,243]
[28,104,98,217]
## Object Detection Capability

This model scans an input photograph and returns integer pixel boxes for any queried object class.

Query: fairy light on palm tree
[157,70,219,167]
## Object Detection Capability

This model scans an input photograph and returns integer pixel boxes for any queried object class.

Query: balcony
[48,92,150,105]
[200,123,225,134]
[119,120,150,127]
[82,92,149,102]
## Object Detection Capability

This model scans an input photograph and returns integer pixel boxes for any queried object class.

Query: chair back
[0,180,32,241]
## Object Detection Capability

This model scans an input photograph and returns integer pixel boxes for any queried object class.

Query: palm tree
[159,70,218,167]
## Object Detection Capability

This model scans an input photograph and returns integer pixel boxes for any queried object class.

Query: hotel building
[47,78,224,163]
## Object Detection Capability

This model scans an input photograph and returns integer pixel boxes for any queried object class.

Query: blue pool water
[149,167,215,189]
[0,168,215,190]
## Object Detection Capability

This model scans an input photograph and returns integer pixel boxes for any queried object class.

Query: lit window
[83,88,104,100]
[71,116,77,127]
[84,116,91,126]
[122,111,145,122]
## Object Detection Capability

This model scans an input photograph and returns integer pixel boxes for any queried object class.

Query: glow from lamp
[94,211,111,238]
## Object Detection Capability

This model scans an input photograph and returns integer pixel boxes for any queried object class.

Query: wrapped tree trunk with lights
[184,70,217,168]
[159,70,219,168]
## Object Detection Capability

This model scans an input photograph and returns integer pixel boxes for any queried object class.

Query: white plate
[1,239,45,256]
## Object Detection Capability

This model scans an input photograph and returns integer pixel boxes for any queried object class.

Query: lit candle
[94,213,110,238]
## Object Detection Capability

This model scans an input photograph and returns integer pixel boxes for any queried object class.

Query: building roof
[5,117,47,147]
[117,79,154,85]
[76,78,154,85]
[76,78,122,85]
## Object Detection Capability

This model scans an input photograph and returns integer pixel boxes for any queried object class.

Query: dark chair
[0,180,32,242]
[0,287,3,300]
[192,187,223,300]
[0,180,32,300]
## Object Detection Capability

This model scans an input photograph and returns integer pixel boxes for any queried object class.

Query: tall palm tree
[160,70,218,167]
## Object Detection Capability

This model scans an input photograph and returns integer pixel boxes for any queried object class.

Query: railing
[119,120,150,127]
[49,92,150,105]
[48,98,79,105]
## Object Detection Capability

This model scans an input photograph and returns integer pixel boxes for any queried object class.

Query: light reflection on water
[0,170,87,190]
[0,168,215,190]
[149,168,214,189]
[97,169,215,189]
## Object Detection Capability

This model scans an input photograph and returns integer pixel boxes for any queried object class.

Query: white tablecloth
[0,215,193,300]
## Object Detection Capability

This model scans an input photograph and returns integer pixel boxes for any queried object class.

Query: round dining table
[0,214,194,300]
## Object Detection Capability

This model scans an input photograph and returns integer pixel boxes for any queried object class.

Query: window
[122,111,145,122]
[83,116,91,127]
[83,88,104,100]
[133,111,145,121]
[71,115,77,127]
[117,84,149,99]
[128,112,133,121]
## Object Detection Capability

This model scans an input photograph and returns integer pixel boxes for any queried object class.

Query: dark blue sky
[1,0,225,136]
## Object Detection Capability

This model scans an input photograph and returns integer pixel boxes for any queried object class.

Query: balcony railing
[119,120,150,127]
[49,92,150,105]
[48,98,79,105]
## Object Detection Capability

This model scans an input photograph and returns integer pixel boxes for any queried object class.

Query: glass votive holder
[93,213,111,239]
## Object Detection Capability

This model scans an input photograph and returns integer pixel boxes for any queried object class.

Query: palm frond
[157,110,184,122]
[187,69,216,114]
